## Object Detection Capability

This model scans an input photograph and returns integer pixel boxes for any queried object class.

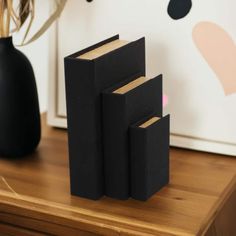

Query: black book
[64,35,145,200]
[129,115,170,201]
[102,75,163,199]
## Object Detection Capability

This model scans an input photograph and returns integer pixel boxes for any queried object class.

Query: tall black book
[64,35,145,200]
[102,75,163,199]
[129,115,170,201]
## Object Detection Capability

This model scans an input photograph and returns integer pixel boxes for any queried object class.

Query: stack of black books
[64,35,170,201]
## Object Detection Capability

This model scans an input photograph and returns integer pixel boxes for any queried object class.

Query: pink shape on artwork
[193,21,236,95]
[163,95,168,107]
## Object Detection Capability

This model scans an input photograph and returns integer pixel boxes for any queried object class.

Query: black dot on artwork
[168,0,192,20]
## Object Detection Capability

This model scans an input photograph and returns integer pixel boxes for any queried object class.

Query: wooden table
[0,115,236,236]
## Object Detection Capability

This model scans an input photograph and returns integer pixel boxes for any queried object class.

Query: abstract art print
[48,0,236,155]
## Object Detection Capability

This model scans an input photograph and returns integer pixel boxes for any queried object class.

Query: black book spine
[130,115,170,201]
[102,94,128,199]
[102,75,163,199]
[65,58,103,200]
[64,36,145,200]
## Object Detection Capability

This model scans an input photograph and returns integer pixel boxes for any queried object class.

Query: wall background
[12,0,236,155]
[14,1,50,112]
[49,0,236,155]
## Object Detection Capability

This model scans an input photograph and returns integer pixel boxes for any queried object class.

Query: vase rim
[0,36,14,48]
[0,36,12,40]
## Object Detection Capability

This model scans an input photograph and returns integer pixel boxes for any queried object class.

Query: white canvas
[48,0,236,155]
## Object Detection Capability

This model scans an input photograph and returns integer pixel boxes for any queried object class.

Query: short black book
[129,115,170,201]
[64,35,145,200]
[102,75,163,199]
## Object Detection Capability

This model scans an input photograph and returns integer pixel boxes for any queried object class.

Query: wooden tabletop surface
[0,114,236,236]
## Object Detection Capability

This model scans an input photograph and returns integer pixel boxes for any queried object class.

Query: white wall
[52,0,236,155]
[14,1,51,112]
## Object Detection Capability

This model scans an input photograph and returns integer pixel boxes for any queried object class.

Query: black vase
[0,37,41,157]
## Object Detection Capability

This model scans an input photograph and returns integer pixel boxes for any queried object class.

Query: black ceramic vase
[0,37,41,157]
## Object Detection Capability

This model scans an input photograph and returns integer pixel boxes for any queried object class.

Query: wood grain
[0,222,50,236]
[0,114,235,236]
[205,189,236,236]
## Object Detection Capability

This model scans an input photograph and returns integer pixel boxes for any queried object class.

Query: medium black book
[129,115,170,201]
[102,75,163,199]
[64,35,145,200]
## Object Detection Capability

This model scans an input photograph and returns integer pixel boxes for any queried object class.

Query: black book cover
[102,75,163,199]
[64,35,145,200]
[129,115,170,201]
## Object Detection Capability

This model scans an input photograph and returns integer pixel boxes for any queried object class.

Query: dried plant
[0,0,67,45]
